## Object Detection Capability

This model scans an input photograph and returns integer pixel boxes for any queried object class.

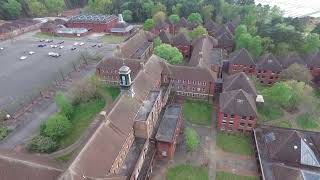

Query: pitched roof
[172,32,190,46]
[155,21,168,30]
[177,17,188,27]
[0,150,63,180]
[167,64,217,82]
[159,30,172,44]
[216,25,234,38]
[223,72,257,96]
[63,55,164,179]
[257,54,282,72]
[307,52,320,67]
[229,48,255,66]
[280,52,305,68]
[189,36,218,67]
[204,20,221,32]
[219,89,257,117]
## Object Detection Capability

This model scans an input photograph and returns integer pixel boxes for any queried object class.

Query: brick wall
[255,69,280,85]
[229,64,255,75]
[217,110,257,133]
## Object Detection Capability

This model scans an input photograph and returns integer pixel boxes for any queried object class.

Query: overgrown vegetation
[184,127,199,151]
[0,127,11,140]
[166,164,208,180]
[270,120,292,129]
[154,44,183,65]
[296,114,319,130]
[257,104,284,122]
[182,100,213,126]
[28,77,120,153]
[216,171,259,180]
[216,132,254,156]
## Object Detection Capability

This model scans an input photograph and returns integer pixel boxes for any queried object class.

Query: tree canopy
[153,11,166,22]
[280,63,312,83]
[154,44,183,65]
[235,25,263,57]
[44,0,65,14]
[26,0,48,17]
[143,19,155,31]
[3,0,22,19]
[189,25,208,39]
[169,14,180,23]
[122,10,133,22]
[87,0,112,14]
[187,13,203,24]
[43,113,71,140]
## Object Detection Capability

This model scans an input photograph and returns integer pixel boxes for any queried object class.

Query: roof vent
[267,59,273,63]
[256,95,264,103]
[304,138,307,142]
[118,14,124,23]
[309,143,314,146]
[294,145,298,150]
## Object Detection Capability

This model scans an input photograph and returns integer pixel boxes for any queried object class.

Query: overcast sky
[255,0,320,17]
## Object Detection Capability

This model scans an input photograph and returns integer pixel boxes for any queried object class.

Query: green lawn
[258,104,284,122]
[182,99,213,126]
[296,114,319,130]
[166,164,208,180]
[59,98,105,148]
[102,85,120,101]
[216,171,259,180]
[216,132,254,156]
[101,35,125,44]
[33,32,77,40]
[270,119,292,128]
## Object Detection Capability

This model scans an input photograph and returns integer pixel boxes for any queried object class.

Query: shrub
[72,77,100,105]
[184,127,199,151]
[39,122,46,136]
[0,127,11,140]
[27,135,58,153]
[54,92,73,119]
[44,113,71,140]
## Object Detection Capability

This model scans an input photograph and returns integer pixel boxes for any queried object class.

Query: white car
[73,42,79,46]
[79,42,85,46]
[29,51,35,55]
[50,45,58,48]
[20,56,27,60]
[48,52,60,57]
[59,46,64,49]
[0,47,4,50]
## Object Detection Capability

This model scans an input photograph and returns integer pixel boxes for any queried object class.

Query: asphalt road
[0,31,114,113]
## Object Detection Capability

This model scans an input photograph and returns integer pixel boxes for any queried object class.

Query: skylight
[301,139,320,167]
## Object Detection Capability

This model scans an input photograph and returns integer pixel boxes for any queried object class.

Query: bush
[184,127,199,151]
[44,113,71,140]
[54,92,73,119]
[0,127,11,140]
[27,135,58,153]
[72,77,100,105]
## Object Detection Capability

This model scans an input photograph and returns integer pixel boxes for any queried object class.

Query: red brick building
[151,21,169,35]
[217,89,258,133]
[256,54,282,85]
[204,19,221,37]
[223,72,257,96]
[155,104,183,160]
[65,14,118,32]
[159,30,172,44]
[172,32,191,57]
[279,52,305,69]
[228,48,256,75]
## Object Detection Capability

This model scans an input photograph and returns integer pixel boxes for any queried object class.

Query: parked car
[59,46,64,49]
[48,52,60,57]
[20,56,27,60]
[50,45,58,48]
[97,44,103,48]
[73,42,79,46]
[71,47,76,51]
[92,44,97,47]
[45,39,53,43]
[39,39,45,42]
[38,44,46,47]
[28,51,35,55]
[79,42,85,46]
[58,41,65,44]
[0,47,4,50]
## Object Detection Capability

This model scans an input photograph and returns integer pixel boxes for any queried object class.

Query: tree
[280,63,312,83]
[154,36,161,47]
[26,0,48,17]
[44,113,71,140]
[153,11,166,22]
[201,4,214,22]
[122,10,133,22]
[88,0,112,14]
[262,82,297,109]
[187,13,203,24]
[151,2,166,16]
[273,42,290,56]
[54,92,73,119]
[44,0,65,14]
[72,76,100,105]
[154,44,183,65]
[235,25,262,57]
[189,25,208,39]
[184,127,199,151]
[27,135,58,153]
[3,0,22,19]
[169,14,180,23]
[311,24,320,34]
[143,19,155,31]
[303,33,320,54]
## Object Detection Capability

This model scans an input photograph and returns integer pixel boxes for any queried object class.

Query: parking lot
[0,31,115,113]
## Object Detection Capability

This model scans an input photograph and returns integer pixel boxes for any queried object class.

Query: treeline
[0,0,88,20]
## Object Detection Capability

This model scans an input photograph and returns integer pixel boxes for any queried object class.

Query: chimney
[118,14,124,23]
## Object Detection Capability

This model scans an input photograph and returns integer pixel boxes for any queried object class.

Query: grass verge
[296,114,319,130]
[101,35,125,44]
[216,132,254,156]
[182,99,213,126]
[166,164,208,180]
[102,85,121,101]
[55,151,75,162]
[258,104,284,122]
[216,171,259,180]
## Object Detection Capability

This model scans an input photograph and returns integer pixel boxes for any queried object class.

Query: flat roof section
[155,105,182,143]
[135,91,160,121]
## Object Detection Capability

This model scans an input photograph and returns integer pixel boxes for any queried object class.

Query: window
[202,82,206,86]
[230,114,235,118]
[162,151,167,157]
[263,70,267,73]
[270,76,274,79]
[202,87,206,92]
[268,81,272,85]
[193,81,196,84]
[198,81,201,85]
[240,122,245,127]
[248,123,252,128]
[257,75,260,78]
[178,79,181,83]
[224,114,228,117]
[241,116,246,120]
[229,120,234,125]
[192,87,195,91]
[177,86,180,90]
[188,80,191,84]
[249,116,254,120]
[183,80,186,84]
[258,70,261,73]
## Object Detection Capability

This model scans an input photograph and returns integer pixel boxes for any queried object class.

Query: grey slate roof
[219,89,257,117]
[155,105,181,143]
[257,54,282,72]
[204,20,221,32]
[68,14,117,24]
[159,30,172,44]
[172,32,190,46]
[280,52,305,68]
[229,48,255,66]
[223,72,257,96]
